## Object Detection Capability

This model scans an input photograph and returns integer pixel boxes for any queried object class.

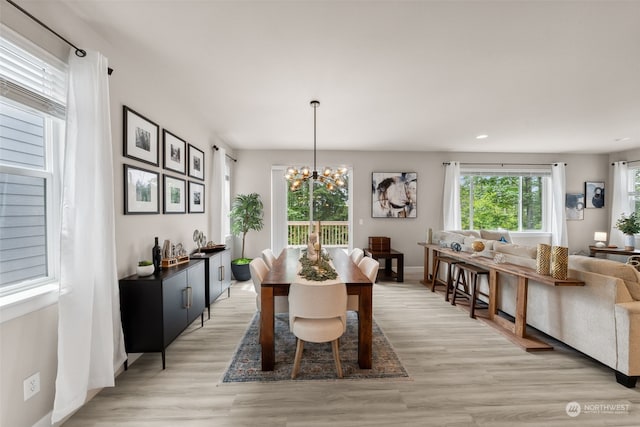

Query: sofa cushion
[449,229,481,238]
[570,256,640,301]
[494,242,537,259]
[480,229,511,243]
[433,231,465,245]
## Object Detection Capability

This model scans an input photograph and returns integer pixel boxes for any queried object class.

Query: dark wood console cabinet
[119,260,205,369]
[192,249,231,318]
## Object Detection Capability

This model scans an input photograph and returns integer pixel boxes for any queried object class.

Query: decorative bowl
[471,240,485,253]
[136,264,155,277]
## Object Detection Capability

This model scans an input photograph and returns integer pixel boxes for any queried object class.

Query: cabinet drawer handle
[187,286,192,308]
[182,288,188,309]
[218,265,223,281]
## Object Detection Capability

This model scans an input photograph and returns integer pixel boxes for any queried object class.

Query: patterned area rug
[222,312,410,382]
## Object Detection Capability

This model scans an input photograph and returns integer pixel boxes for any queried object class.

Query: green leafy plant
[616,212,640,235]
[230,192,264,263]
[138,260,153,266]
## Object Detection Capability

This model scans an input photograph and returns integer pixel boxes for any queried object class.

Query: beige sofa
[433,230,640,388]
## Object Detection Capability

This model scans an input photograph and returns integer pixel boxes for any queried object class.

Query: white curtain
[210,146,226,243]
[550,162,568,246]
[52,50,126,423]
[610,161,630,247]
[442,161,461,230]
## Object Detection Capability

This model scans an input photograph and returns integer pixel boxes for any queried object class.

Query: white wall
[233,150,611,267]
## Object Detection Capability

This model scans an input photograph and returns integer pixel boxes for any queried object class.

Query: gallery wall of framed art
[122,105,205,215]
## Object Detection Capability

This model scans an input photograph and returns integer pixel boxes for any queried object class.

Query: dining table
[260,247,374,371]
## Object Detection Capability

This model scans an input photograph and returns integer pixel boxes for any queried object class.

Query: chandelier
[285,100,347,191]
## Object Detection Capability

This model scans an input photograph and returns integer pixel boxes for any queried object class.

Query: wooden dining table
[260,247,374,371]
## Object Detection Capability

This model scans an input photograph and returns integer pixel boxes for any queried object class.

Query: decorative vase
[550,246,569,280]
[536,243,551,275]
[624,234,635,251]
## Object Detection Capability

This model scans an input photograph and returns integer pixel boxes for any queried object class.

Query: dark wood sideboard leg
[615,371,638,388]
[124,359,128,371]
[162,350,166,370]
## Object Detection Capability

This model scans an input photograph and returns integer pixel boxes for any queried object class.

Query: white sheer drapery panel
[550,162,568,246]
[211,146,226,243]
[52,50,126,423]
[443,161,461,230]
[609,161,631,247]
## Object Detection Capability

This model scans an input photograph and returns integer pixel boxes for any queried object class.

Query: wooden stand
[162,255,190,268]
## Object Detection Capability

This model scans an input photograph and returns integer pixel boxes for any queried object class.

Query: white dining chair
[249,257,289,313]
[347,256,379,311]
[261,248,277,269]
[349,248,364,265]
[288,281,348,379]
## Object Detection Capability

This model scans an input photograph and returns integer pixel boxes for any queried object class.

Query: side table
[364,248,404,282]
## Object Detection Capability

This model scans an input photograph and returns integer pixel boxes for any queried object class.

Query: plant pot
[136,264,155,277]
[231,261,251,281]
[624,234,636,251]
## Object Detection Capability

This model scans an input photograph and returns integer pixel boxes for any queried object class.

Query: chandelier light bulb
[284,100,347,192]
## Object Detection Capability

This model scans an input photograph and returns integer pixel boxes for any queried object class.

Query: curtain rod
[442,162,566,166]
[212,145,237,162]
[611,159,640,165]
[5,0,114,75]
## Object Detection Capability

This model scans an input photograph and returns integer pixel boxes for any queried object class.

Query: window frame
[460,167,551,232]
[0,25,67,321]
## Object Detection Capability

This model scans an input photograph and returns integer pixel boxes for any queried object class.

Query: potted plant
[230,192,264,281]
[616,212,640,250]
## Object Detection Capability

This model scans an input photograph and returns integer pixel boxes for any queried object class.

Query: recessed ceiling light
[615,137,631,142]
[476,134,489,140]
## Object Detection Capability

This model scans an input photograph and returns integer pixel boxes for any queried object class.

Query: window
[0,25,67,298]
[460,169,550,231]
[629,165,640,215]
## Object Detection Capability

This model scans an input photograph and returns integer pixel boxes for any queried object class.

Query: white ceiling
[60,0,640,154]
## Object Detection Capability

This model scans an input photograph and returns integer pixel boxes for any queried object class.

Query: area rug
[221,312,410,382]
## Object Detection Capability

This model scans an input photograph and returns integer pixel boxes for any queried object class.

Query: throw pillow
[480,229,511,243]
[494,242,537,259]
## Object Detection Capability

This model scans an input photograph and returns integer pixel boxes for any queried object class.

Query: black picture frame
[566,193,585,220]
[123,106,159,166]
[163,130,186,174]
[188,144,205,180]
[124,164,160,214]
[585,181,605,209]
[163,174,186,214]
[371,172,417,218]
[188,181,205,213]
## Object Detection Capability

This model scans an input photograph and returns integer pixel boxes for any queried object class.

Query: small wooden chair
[431,254,464,301]
[451,263,490,318]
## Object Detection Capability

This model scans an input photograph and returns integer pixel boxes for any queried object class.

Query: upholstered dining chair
[349,248,364,266]
[288,281,348,379]
[249,257,289,313]
[347,256,380,311]
[261,248,277,269]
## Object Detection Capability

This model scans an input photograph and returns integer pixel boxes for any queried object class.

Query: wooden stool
[431,255,464,301]
[451,263,489,318]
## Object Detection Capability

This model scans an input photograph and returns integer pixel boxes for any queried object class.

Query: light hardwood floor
[64,272,640,426]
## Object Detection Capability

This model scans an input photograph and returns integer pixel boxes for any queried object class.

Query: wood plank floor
[64,272,640,426]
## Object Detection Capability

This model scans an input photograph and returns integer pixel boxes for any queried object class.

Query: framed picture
[585,181,605,208]
[188,144,205,180]
[372,172,417,218]
[566,193,584,220]
[163,130,186,174]
[124,164,159,214]
[163,175,186,214]
[123,106,159,166]
[188,181,205,213]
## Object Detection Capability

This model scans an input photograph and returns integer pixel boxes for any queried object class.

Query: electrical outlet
[23,372,40,401]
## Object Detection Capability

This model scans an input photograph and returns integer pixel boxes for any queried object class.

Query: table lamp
[594,231,607,248]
